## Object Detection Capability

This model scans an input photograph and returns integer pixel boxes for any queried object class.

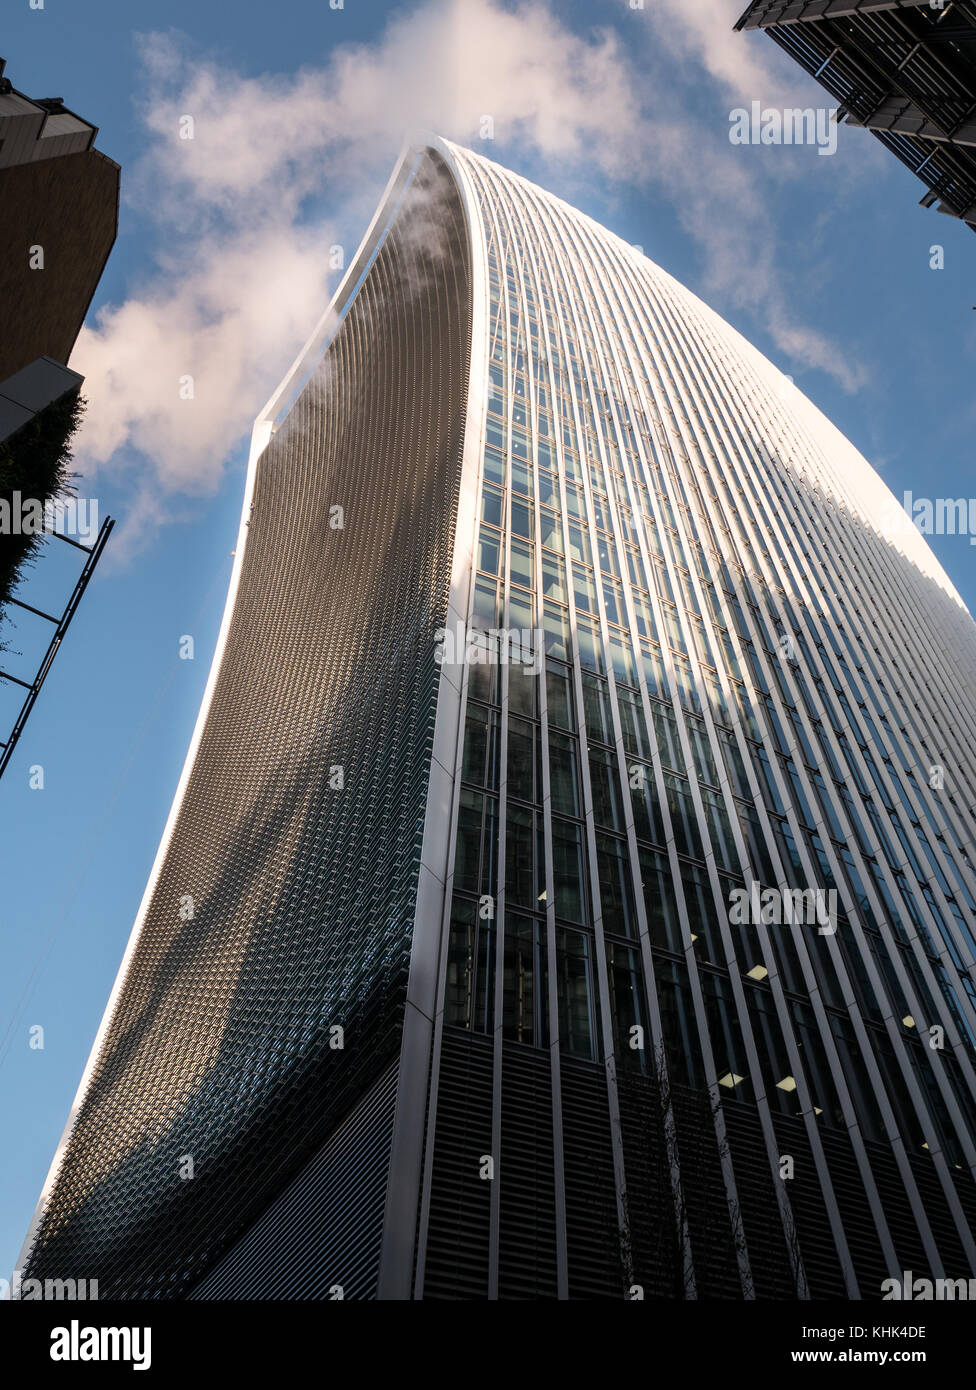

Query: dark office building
[18,139,976,1300]
[736,1,976,232]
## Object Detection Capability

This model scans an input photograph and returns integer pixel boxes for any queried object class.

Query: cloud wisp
[73,0,870,555]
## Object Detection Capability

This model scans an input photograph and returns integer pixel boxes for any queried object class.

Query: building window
[556,927,595,1060]
[503,912,548,1048]
[597,832,636,939]
[606,941,648,1074]
[445,896,495,1035]
[552,818,588,924]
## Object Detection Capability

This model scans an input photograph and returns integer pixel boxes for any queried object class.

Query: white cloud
[74,0,656,549]
[630,0,876,389]
[78,227,338,488]
[646,0,801,108]
[72,0,869,555]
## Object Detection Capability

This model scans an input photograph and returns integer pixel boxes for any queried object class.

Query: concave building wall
[20,149,472,1299]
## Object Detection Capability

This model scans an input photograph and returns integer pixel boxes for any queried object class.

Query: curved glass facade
[420,139,976,1300]
[20,137,976,1300]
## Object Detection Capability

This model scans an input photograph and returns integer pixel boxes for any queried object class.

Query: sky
[1,0,975,1283]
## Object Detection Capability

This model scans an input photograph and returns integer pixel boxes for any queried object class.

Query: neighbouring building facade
[735,1,976,233]
[0,55,120,384]
[18,138,976,1300]
[0,56,119,771]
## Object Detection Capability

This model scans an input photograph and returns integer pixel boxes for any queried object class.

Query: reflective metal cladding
[20,137,976,1300]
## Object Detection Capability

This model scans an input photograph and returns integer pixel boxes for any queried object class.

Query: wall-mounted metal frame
[0,514,113,780]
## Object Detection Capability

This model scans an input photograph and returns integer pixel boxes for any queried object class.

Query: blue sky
[2,0,974,1281]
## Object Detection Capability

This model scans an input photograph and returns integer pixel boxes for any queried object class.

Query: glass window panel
[543,602,571,661]
[552,818,588,924]
[556,927,595,1060]
[511,496,534,541]
[602,578,624,626]
[485,418,505,452]
[703,972,753,1102]
[508,716,538,804]
[702,668,730,724]
[745,985,799,1116]
[577,619,606,675]
[728,885,770,981]
[567,521,591,564]
[607,941,648,1074]
[545,661,575,731]
[582,672,613,746]
[590,749,623,831]
[686,716,719,786]
[511,459,532,498]
[655,959,701,1087]
[503,913,548,1048]
[539,508,563,553]
[549,731,580,817]
[633,592,657,641]
[618,689,649,760]
[508,662,537,718]
[468,653,500,706]
[824,1016,882,1145]
[505,803,540,910]
[718,728,751,800]
[741,802,777,884]
[538,464,556,504]
[445,896,494,1036]
[541,552,566,602]
[478,528,501,576]
[789,999,843,1129]
[631,763,666,847]
[627,548,649,592]
[445,897,476,1029]
[472,576,501,631]
[572,565,598,615]
[484,444,506,487]
[666,774,704,861]
[481,486,503,528]
[652,703,685,774]
[597,535,620,576]
[640,642,667,699]
[682,861,724,964]
[609,629,638,687]
[703,787,739,874]
[456,788,485,895]
[462,703,499,790]
[640,846,682,952]
[597,832,637,939]
[508,589,534,636]
[672,655,701,712]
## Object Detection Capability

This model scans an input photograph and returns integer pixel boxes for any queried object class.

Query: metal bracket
[0,515,114,780]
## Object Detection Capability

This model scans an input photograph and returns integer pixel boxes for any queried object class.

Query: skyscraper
[18,137,976,1300]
